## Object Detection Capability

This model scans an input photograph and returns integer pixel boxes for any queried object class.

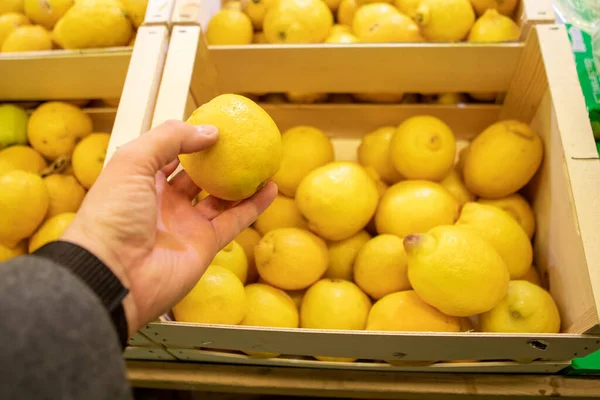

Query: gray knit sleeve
[0,255,133,400]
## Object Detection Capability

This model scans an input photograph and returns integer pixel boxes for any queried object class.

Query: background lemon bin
[100,0,600,375]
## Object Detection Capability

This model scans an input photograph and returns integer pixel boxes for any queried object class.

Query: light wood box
[117,20,600,373]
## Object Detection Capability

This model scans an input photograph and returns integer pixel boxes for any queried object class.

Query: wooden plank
[261,104,501,139]
[124,347,177,361]
[0,49,132,101]
[107,25,170,162]
[534,25,600,333]
[127,361,600,398]
[143,0,176,26]
[167,348,569,374]
[85,107,117,132]
[142,322,600,363]
[206,43,523,94]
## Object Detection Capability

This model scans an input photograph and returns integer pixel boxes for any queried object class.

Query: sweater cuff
[33,241,130,349]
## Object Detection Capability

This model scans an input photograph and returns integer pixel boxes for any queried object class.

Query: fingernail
[196,125,218,137]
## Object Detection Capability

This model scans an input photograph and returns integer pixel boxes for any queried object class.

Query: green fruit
[0,104,28,150]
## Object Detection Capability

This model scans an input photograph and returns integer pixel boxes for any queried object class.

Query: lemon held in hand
[463,120,543,199]
[405,225,510,317]
[179,94,282,201]
[390,115,456,181]
[480,280,560,333]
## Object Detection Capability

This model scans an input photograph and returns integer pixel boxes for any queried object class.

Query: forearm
[0,245,133,400]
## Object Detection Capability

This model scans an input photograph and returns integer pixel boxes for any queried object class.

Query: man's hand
[62,120,277,335]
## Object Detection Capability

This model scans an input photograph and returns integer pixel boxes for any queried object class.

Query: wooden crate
[115,20,600,373]
[0,0,174,102]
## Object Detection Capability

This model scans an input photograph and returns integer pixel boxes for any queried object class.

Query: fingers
[111,120,218,175]
[210,181,278,248]
[161,159,180,178]
[169,169,201,201]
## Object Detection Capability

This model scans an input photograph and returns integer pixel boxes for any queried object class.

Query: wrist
[61,225,140,337]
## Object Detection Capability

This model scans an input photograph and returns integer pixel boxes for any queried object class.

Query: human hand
[61,120,277,336]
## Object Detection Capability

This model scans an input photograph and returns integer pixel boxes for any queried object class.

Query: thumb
[109,120,219,175]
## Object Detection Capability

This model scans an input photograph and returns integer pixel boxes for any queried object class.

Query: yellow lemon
[375,180,459,238]
[354,234,411,299]
[263,0,333,44]
[414,0,475,42]
[0,0,25,14]
[456,202,533,279]
[357,126,403,184]
[27,101,93,160]
[179,94,282,201]
[0,145,47,176]
[53,0,133,49]
[255,228,329,290]
[287,289,305,309]
[440,168,475,206]
[468,9,520,42]
[207,2,253,45]
[254,194,308,235]
[241,283,299,357]
[405,225,510,317]
[353,92,405,103]
[0,12,30,48]
[211,240,248,284]
[325,230,371,280]
[367,290,461,332]
[354,6,423,42]
[244,0,276,30]
[72,133,110,189]
[337,0,357,25]
[325,31,359,43]
[480,281,560,333]
[0,240,27,261]
[24,0,73,29]
[436,92,468,105]
[1,25,52,52]
[0,104,29,150]
[296,161,379,241]
[469,0,518,16]
[301,278,371,329]
[233,227,261,283]
[463,120,543,199]
[393,0,420,17]
[28,212,76,253]
[364,166,389,197]
[120,0,148,28]
[285,92,329,103]
[390,115,456,181]
[173,265,246,325]
[521,265,542,287]
[0,170,49,247]
[477,194,535,238]
[43,174,86,218]
[272,126,334,197]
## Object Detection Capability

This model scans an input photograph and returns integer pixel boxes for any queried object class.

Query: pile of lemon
[0,0,147,53]
[174,94,561,363]
[0,101,110,261]
[206,0,521,45]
